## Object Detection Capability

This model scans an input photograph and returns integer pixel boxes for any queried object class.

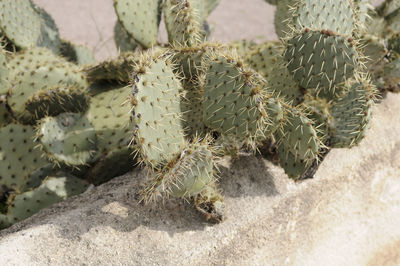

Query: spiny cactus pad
[268,57,303,105]
[331,81,375,148]
[246,41,283,81]
[86,84,133,154]
[277,143,309,180]
[1,174,88,228]
[292,0,355,36]
[114,0,162,48]
[145,138,216,200]
[284,30,359,91]
[0,0,42,48]
[164,0,204,47]
[262,97,285,137]
[0,123,48,190]
[131,51,185,168]
[203,53,267,141]
[37,113,98,166]
[276,107,322,164]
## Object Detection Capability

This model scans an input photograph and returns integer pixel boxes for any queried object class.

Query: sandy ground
[32,0,277,60]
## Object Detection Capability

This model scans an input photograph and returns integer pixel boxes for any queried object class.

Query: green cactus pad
[86,84,133,154]
[24,85,90,121]
[0,48,9,95]
[302,95,333,140]
[277,143,309,180]
[164,0,204,47]
[59,40,96,65]
[274,0,293,39]
[142,137,215,200]
[114,0,162,48]
[284,30,359,91]
[0,123,48,190]
[331,81,375,148]
[114,20,138,53]
[0,0,42,48]
[7,49,88,123]
[276,107,322,164]
[85,51,139,83]
[246,41,283,81]
[171,44,225,136]
[37,113,98,166]
[131,51,185,168]
[268,57,303,105]
[203,52,268,142]
[360,34,388,69]
[262,97,285,137]
[228,39,257,58]
[2,174,88,227]
[7,48,60,78]
[22,163,58,191]
[292,0,355,36]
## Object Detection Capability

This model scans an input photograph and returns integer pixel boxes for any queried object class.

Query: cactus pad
[2,174,88,227]
[0,123,48,190]
[0,0,42,48]
[164,0,204,47]
[276,107,322,164]
[331,81,375,148]
[246,41,283,81]
[86,84,133,154]
[284,30,359,91]
[37,113,98,166]
[114,0,162,48]
[203,52,267,141]
[130,51,185,168]
[114,20,138,53]
[292,0,355,36]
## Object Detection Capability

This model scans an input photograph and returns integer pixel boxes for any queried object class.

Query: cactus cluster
[0,0,398,227]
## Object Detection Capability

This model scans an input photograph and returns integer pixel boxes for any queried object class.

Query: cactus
[36,113,98,166]
[7,48,88,123]
[0,123,48,190]
[202,51,268,144]
[0,174,88,229]
[0,0,42,49]
[0,0,397,227]
[114,20,138,53]
[114,0,162,48]
[164,0,204,47]
[130,49,185,168]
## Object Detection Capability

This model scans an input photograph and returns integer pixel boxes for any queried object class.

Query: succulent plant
[0,0,398,228]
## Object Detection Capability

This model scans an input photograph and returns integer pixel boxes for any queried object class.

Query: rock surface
[1,93,399,265]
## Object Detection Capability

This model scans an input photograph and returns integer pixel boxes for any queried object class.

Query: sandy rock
[0,93,399,265]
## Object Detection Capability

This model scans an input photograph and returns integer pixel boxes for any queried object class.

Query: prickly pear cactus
[202,51,268,143]
[114,0,162,48]
[36,113,98,166]
[130,50,185,168]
